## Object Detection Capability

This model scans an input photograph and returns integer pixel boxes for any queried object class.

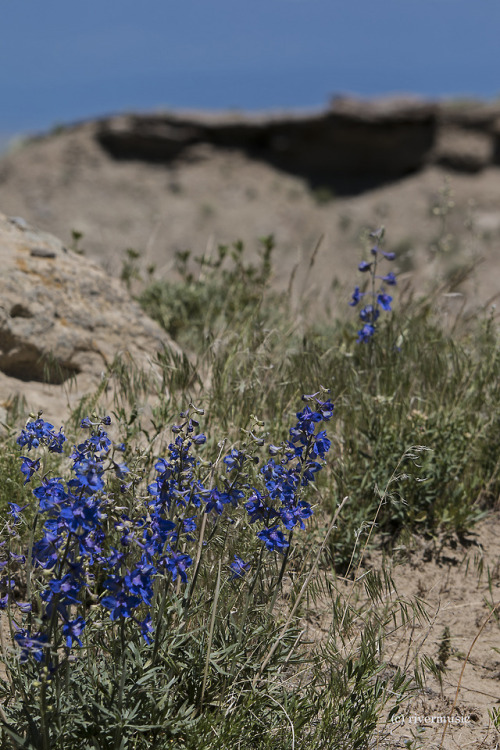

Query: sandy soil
[304,513,500,750]
[379,515,500,750]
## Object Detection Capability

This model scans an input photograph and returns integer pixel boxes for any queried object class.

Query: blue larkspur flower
[163,549,192,583]
[138,614,154,644]
[101,592,141,620]
[192,434,207,445]
[268,444,282,456]
[14,629,48,663]
[13,397,332,653]
[279,500,313,530]
[101,575,141,619]
[230,555,250,579]
[313,430,331,458]
[63,616,86,648]
[80,429,112,454]
[257,525,289,553]
[360,305,380,323]
[17,418,65,453]
[357,324,376,343]
[124,564,155,606]
[8,502,28,521]
[293,406,323,436]
[223,449,246,472]
[20,456,40,485]
[32,531,60,569]
[205,488,225,515]
[316,399,334,421]
[377,293,392,311]
[245,491,277,524]
[45,573,82,603]
[380,271,397,285]
[182,516,197,536]
[113,461,130,479]
[349,286,363,306]
[71,456,105,493]
[33,477,68,512]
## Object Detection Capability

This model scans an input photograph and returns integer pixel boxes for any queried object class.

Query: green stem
[152,574,169,665]
[114,617,127,749]
[40,678,49,750]
[252,499,347,688]
[46,532,73,654]
[199,561,222,711]
[267,530,294,615]
[25,514,38,605]
[229,546,265,679]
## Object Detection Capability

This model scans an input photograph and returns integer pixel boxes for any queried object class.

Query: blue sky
[1,0,499,142]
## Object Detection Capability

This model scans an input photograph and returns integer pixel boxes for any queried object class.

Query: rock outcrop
[0,212,180,423]
[95,97,500,182]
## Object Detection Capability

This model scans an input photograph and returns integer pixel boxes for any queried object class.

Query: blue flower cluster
[17,416,66,454]
[145,396,333,572]
[8,394,333,664]
[349,227,397,342]
[247,393,333,556]
[10,417,134,656]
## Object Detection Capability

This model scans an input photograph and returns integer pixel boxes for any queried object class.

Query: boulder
[0,211,180,424]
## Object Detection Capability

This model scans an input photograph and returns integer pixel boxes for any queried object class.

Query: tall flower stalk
[349,226,397,343]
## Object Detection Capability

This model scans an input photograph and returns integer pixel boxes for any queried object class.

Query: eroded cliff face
[94,97,500,184]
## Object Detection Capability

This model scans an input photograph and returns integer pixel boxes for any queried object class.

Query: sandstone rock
[94,99,500,183]
[0,211,181,422]
[96,98,438,182]
[437,100,500,129]
[433,126,494,173]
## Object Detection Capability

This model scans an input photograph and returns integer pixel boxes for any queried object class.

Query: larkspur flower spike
[349,227,397,342]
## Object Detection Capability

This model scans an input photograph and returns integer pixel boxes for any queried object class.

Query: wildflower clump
[349,226,397,342]
[3,392,333,679]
